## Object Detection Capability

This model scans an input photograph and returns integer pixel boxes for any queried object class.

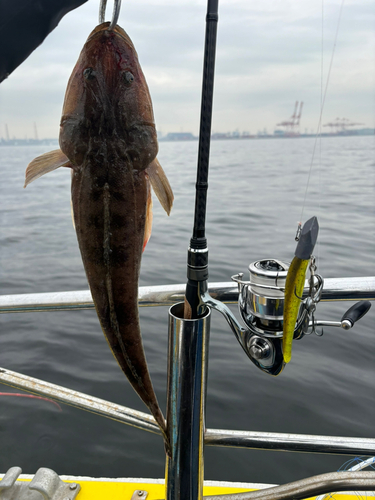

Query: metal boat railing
[1,276,374,313]
[203,472,375,500]
[0,277,374,458]
[1,366,375,457]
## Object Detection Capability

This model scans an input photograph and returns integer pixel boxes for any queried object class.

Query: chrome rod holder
[165,303,211,500]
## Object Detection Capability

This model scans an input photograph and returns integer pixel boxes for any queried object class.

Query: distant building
[350,128,374,136]
[161,132,197,141]
[211,132,231,140]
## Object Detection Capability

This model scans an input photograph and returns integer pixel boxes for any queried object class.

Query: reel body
[233,258,308,375]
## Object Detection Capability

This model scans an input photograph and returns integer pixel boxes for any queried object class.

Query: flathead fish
[25,23,173,445]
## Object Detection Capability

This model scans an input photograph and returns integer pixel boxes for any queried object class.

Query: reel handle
[341,301,371,328]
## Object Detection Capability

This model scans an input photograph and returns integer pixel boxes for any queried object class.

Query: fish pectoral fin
[143,185,153,252]
[146,158,174,215]
[24,149,72,188]
[70,201,76,231]
[70,170,76,230]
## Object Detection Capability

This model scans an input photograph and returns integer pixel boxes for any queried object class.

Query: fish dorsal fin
[146,158,173,215]
[24,149,71,188]
[143,183,153,252]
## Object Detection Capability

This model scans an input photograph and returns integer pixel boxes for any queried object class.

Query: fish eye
[83,67,96,80]
[123,71,134,84]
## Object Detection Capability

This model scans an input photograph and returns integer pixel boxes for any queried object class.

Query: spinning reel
[202,218,371,376]
[231,257,370,375]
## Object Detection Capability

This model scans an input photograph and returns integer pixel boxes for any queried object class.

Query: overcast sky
[0,0,374,139]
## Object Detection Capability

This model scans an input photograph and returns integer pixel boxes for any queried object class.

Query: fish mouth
[60,115,155,134]
[60,114,72,125]
[138,121,156,129]
[127,121,156,134]
[87,22,135,51]
[60,114,80,127]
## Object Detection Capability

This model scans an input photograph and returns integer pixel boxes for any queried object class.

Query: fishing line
[298,0,345,229]
[343,456,375,472]
[316,456,375,500]
[0,392,62,411]
[317,0,324,267]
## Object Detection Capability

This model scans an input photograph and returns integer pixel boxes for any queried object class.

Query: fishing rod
[182,0,372,370]
[184,0,219,319]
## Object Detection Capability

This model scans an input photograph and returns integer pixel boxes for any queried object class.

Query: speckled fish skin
[59,23,167,440]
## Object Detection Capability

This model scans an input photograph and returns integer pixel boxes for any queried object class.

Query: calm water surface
[0,136,374,484]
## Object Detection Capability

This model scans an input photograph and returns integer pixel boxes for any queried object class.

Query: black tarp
[0,0,88,83]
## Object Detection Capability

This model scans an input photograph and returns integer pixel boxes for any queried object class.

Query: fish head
[59,22,158,169]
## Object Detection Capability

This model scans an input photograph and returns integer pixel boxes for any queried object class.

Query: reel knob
[341,301,371,329]
[248,337,271,360]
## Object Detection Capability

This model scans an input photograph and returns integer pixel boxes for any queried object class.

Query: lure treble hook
[99,0,122,31]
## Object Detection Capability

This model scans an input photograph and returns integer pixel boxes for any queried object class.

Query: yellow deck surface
[13,476,375,499]
[13,477,257,498]
[70,479,253,498]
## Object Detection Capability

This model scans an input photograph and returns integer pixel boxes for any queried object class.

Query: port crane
[323,117,363,134]
[276,101,303,135]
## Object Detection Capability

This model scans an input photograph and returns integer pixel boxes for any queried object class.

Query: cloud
[0,0,374,138]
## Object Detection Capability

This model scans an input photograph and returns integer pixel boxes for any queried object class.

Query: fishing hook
[293,256,321,301]
[304,262,324,336]
[296,257,324,336]
[99,0,122,31]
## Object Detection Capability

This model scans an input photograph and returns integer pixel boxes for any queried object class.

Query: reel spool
[239,259,289,335]
[234,258,308,340]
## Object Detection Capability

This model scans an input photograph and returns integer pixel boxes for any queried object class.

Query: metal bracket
[131,490,148,500]
[0,467,81,500]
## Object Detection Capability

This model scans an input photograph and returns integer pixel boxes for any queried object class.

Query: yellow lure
[282,256,309,363]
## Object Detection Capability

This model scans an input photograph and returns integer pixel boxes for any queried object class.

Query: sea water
[0,136,374,484]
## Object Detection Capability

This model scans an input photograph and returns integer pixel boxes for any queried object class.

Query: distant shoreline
[0,139,59,147]
[0,129,373,146]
